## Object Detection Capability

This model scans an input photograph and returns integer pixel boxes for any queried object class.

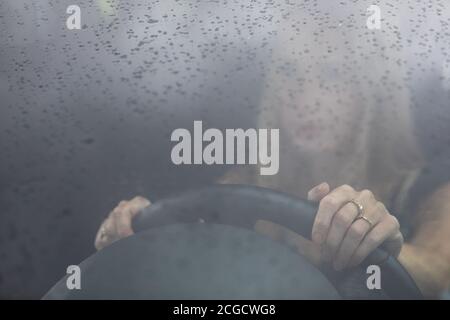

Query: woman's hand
[94,196,151,250]
[308,182,403,270]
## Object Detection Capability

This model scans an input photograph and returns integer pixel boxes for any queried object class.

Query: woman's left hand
[308,182,404,271]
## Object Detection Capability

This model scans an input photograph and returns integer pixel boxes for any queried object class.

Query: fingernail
[308,184,321,196]
[318,182,329,191]
[307,189,316,201]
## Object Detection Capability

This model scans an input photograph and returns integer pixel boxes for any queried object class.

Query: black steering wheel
[44,185,422,299]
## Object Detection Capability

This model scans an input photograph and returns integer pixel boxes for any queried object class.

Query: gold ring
[355,215,374,229]
[347,199,364,216]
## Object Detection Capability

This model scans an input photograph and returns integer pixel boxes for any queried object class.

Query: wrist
[398,243,450,298]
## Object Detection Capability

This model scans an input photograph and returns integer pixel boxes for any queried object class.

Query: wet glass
[0,0,449,299]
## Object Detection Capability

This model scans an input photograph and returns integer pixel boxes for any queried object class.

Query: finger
[107,200,128,219]
[332,201,384,270]
[104,216,118,240]
[96,197,151,250]
[324,190,378,262]
[307,182,330,202]
[347,215,401,267]
[321,202,359,262]
[112,206,134,238]
[127,196,151,217]
[311,184,357,245]
[94,221,107,250]
[95,217,117,250]
[381,231,404,258]
[112,196,151,237]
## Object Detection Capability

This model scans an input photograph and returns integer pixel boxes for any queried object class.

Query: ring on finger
[347,199,364,217]
[354,214,374,229]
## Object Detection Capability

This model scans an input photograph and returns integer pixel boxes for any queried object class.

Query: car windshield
[1,0,450,300]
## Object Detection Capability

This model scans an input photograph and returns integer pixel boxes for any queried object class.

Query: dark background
[0,0,267,298]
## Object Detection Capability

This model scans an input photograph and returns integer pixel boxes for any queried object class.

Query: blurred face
[278,63,362,155]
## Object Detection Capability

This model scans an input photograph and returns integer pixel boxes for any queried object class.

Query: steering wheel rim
[133,184,423,299]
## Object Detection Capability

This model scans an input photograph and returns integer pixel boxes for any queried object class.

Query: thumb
[307,182,330,202]
[128,196,151,217]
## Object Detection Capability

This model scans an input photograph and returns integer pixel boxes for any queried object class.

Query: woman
[94,3,450,297]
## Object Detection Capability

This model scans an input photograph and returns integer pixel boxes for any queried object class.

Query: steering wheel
[43,185,422,299]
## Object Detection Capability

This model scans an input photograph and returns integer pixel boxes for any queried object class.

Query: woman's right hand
[94,196,151,250]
